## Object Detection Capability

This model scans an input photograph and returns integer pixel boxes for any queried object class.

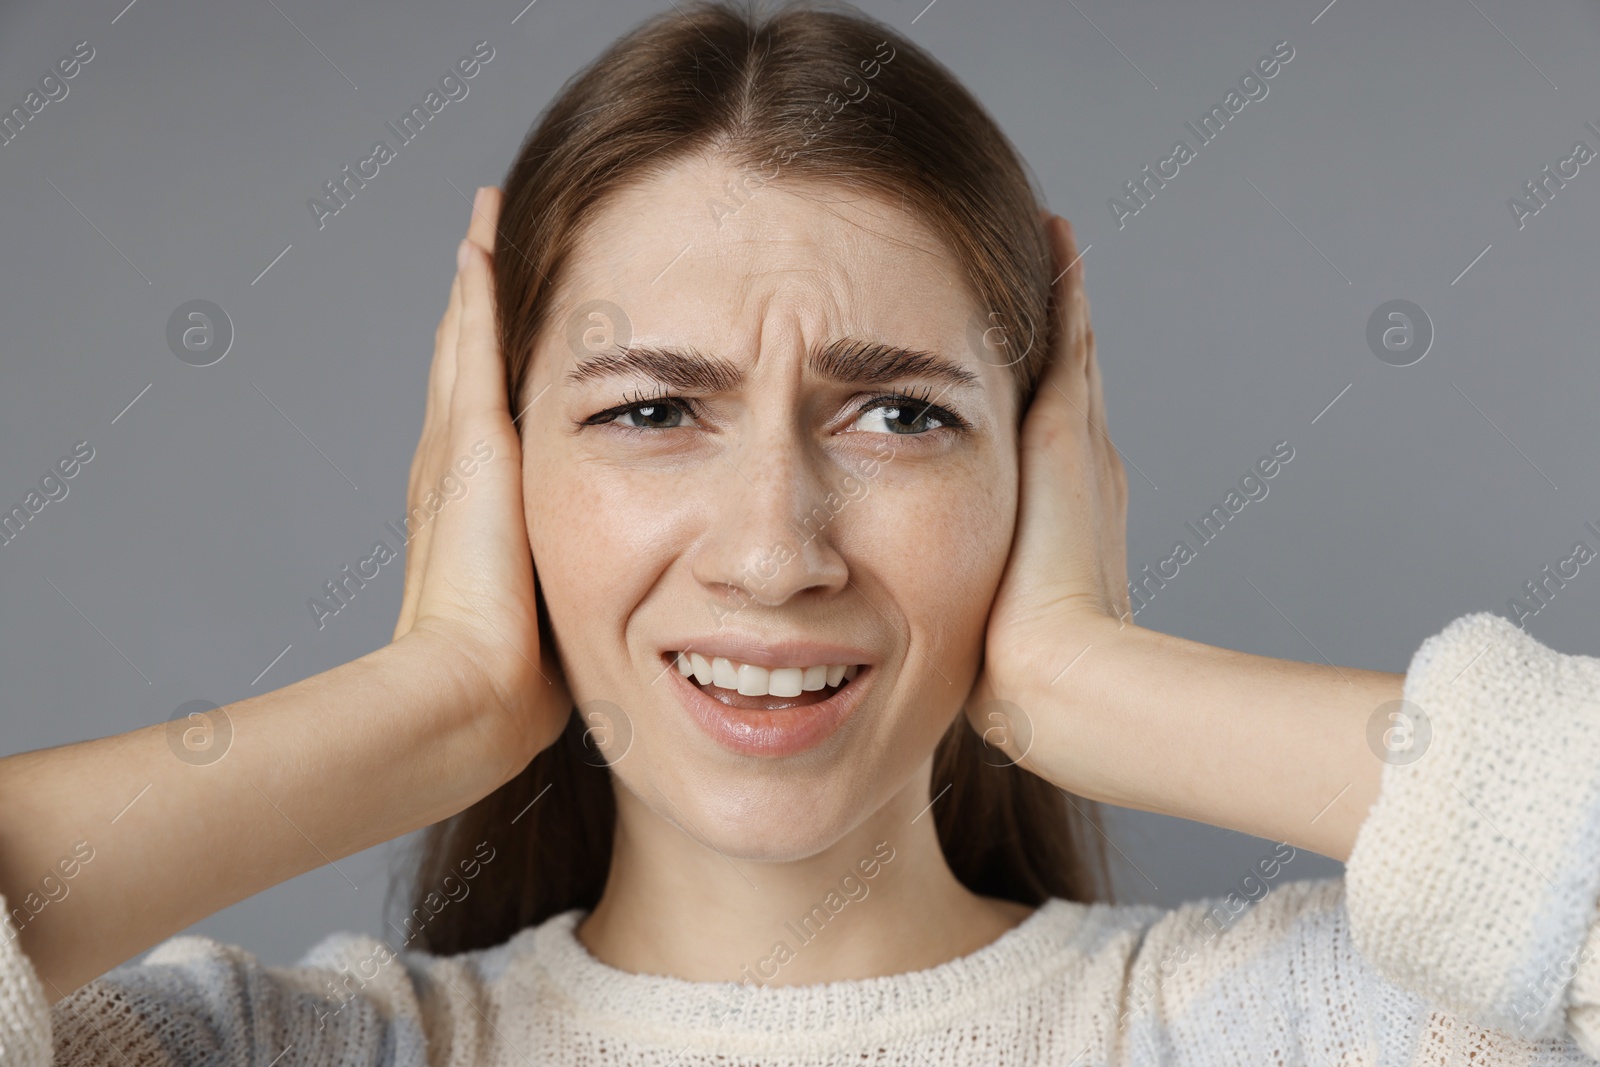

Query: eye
[583,390,702,432]
[614,400,691,430]
[848,390,969,436]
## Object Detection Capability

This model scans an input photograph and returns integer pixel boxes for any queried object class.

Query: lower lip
[665,658,870,758]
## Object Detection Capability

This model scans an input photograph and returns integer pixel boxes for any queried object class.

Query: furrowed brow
[565,345,741,392]
[564,337,981,392]
[809,337,981,391]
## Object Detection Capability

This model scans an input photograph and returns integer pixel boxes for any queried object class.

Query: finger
[411,268,463,514]
[1057,216,1088,375]
[1084,318,1130,617]
[1005,216,1105,591]
[1051,215,1109,478]
[411,261,464,506]
[451,236,511,426]
[454,187,506,424]
[1086,328,1119,488]
[396,245,467,641]
[1085,320,1115,468]
[1022,215,1091,446]
[465,186,502,255]
[395,191,501,644]
[429,188,493,430]
[1066,250,1131,619]
[431,269,464,422]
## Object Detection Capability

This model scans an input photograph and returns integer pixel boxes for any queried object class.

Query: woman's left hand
[964,215,1400,857]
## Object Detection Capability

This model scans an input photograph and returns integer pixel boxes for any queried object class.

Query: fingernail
[472,185,488,216]
[457,239,471,271]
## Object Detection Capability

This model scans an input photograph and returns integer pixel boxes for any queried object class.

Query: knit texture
[1345,612,1600,1055]
[0,908,50,1067]
[2,611,1597,1065]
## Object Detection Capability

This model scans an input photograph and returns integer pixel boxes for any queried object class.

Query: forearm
[1021,620,1400,860]
[0,633,517,1001]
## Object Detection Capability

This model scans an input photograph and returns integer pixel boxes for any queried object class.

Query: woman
[3,2,1598,1063]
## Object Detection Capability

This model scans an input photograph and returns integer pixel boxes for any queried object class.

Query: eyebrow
[564,337,982,393]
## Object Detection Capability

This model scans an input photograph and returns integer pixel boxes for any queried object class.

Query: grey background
[1,0,1595,966]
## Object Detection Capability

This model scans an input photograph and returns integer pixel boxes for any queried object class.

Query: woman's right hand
[391,186,570,768]
[0,188,571,1003]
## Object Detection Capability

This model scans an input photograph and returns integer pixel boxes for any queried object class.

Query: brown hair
[401,0,1110,955]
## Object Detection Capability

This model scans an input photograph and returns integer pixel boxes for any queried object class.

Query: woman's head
[518,150,1019,860]
[407,0,1104,951]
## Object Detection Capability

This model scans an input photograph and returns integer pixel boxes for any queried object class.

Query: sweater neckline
[523,898,1084,1040]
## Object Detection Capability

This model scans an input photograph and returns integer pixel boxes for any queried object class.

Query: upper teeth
[673,653,860,697]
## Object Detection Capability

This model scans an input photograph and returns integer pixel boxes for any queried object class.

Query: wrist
[996,613,1162,808]
[381,629,548,793]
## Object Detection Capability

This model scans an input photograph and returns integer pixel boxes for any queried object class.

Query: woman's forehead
[546,157,990,374]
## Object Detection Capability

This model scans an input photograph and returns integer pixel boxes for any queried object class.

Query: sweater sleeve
[0,895,465,1066]
[0,896,52,1067]
[1343,612,1600,1056]
[47,931,447,1066]
[1108,876,1599,1064]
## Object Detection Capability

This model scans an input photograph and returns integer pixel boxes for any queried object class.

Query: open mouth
[666,651,864,712]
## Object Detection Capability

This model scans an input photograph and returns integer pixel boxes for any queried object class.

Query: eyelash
[857,385,971,434]
[581,385,971,436]
[581,388,706,435]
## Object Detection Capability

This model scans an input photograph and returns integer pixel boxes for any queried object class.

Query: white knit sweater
[3,612,1600,1065]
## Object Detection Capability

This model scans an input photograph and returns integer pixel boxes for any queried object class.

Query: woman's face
[519,154,1020,861]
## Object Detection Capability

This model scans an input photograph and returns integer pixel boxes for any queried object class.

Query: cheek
[858,444,1016,668]
[522,443,687,670]
[529,464,645,565]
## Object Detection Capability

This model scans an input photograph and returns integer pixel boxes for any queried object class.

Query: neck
[576,761,1034,986]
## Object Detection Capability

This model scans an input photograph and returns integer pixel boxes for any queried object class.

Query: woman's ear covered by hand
[392,186,571,771]
[962,213,1133,771]
[1009,213,1131,628]
[985,213,1131,653]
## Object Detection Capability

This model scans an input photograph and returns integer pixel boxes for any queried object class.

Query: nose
[690,426,852,615]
